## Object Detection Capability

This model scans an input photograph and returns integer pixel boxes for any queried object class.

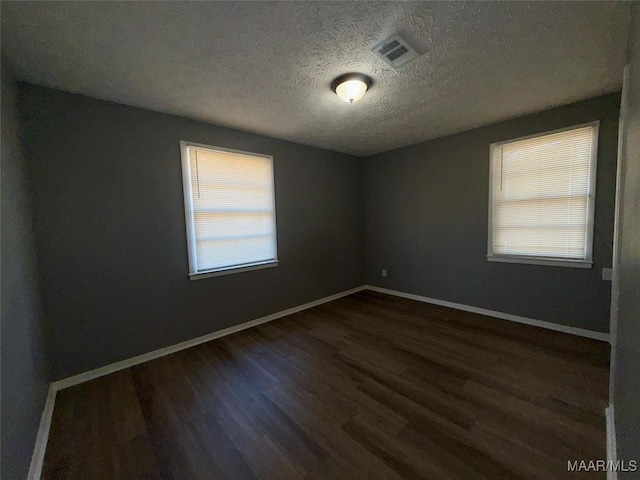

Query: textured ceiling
[1,1,630,156]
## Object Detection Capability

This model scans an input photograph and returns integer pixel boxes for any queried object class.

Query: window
[487,122,598,268]
[180,141,277,279]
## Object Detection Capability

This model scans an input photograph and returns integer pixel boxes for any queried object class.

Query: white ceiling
[1,1,630,156]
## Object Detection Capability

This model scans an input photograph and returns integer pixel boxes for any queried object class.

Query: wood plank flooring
[42,291,610,480]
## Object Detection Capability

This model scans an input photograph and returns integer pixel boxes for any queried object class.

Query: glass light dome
[331,74,372,103]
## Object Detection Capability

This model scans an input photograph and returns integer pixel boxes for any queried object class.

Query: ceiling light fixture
[331,73,372,103]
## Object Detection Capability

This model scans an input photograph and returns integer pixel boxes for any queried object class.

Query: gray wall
[364,93,620,333]
[1,58,48,479]
[613,3,640,475]
[19,85,364,380]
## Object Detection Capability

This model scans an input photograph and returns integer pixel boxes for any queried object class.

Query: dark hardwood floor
[42,291,610,480]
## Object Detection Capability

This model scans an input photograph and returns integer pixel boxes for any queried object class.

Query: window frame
[486,121,599,269]
[179,140,279,280]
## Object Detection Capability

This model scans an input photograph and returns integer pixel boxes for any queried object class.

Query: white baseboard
[364,285,610,342]
[27,385,57,480]
[52,285,366,392]
[28,285,365,479]
[51,283,609,392]
[606,405,617,480]
[29,283,610,480]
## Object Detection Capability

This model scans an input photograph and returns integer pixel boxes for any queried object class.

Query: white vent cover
[372,34,420,69]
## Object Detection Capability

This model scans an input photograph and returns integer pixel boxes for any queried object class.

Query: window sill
[189,260,278,280]
[487,255,592,269]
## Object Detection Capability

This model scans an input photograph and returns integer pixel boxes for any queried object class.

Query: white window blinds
[180,142,277,276]
[489,123,598,265]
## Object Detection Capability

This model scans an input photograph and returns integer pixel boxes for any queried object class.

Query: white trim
[490,121,601,148]
[606,405,617,480]
[180,140,198,275]
[27,385,57,480]
[189,260,278,280]
[179,140,278,277]
[28,283,611,479]
[50,284,610,391]
[364,285,609,342]
[179,141,274,161]
[51,286,365,391]
[487,121,600,268]
[586,121,600,265]
[609,64,630,404]
[487,255,592,269]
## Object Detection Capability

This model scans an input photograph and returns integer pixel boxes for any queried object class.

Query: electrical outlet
[382,269,387,278]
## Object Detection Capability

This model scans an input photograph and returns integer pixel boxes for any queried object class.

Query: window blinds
[183,144,277,274]
[490,124,597,261]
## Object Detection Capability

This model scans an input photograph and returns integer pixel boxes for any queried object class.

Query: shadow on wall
[1,56,49,479]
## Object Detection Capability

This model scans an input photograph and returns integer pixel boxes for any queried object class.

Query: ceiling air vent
[372,34,420,69]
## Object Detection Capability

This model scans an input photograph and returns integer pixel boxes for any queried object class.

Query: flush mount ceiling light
[331,73,372,103]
